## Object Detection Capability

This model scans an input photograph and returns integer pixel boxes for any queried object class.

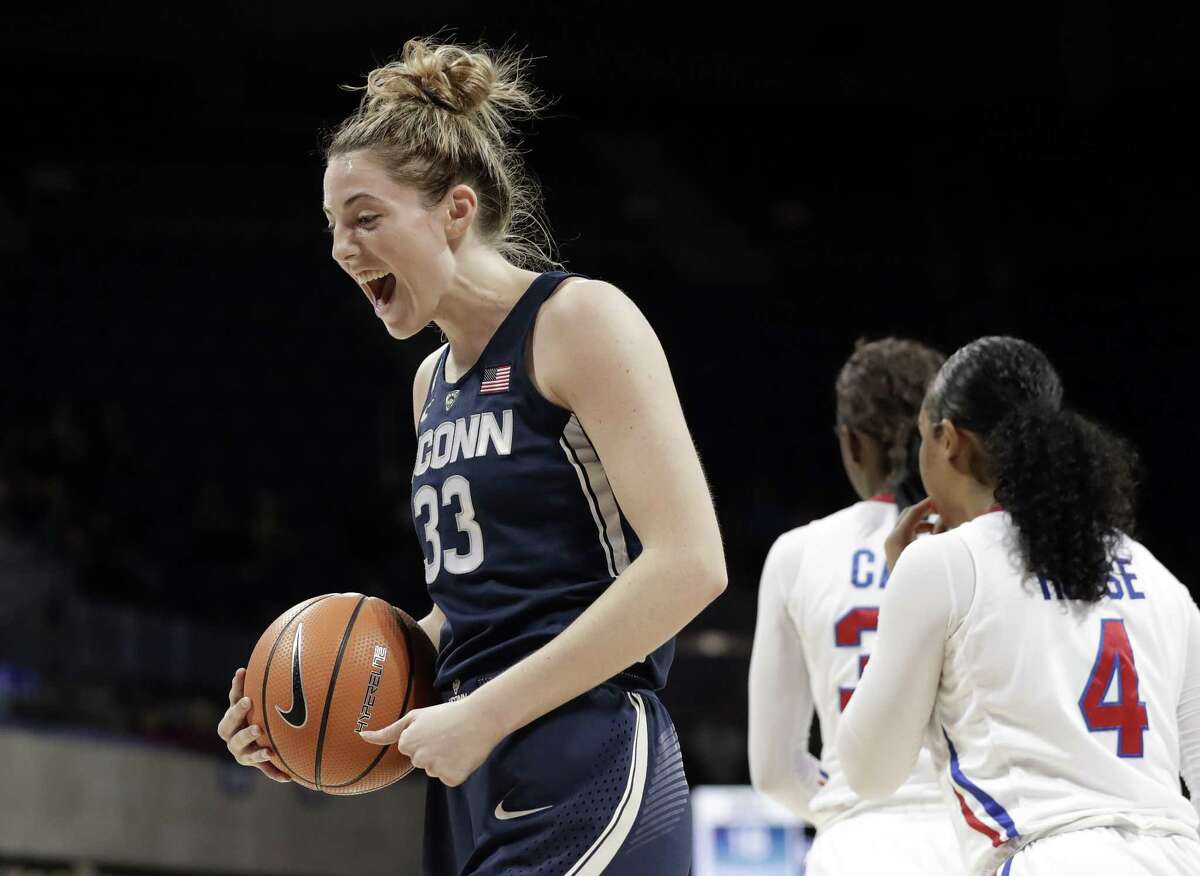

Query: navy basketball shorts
[422,680,692,875]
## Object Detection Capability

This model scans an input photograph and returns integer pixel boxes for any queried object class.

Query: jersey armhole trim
[522,274,591,417]
[412,345,448,432]
[419,345,448,403]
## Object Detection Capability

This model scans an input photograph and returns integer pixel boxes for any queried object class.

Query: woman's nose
[331,227,358,263]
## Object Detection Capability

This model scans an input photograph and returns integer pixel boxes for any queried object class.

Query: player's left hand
[884,496,944,571]
[360,698,504,787]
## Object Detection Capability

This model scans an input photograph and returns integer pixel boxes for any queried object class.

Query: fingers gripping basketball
[242,593,436,795]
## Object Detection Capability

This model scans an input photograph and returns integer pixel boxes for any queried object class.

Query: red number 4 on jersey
[1079,618,1149,758]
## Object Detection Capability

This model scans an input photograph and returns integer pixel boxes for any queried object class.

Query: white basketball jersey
[931,512,1200,875]
[781,498,945,826]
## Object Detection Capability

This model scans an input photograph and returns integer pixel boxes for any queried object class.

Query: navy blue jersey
[410,271,673,692]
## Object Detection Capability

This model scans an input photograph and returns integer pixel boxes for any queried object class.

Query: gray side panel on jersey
[559,414,631,577]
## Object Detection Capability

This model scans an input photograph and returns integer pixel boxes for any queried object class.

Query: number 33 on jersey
[413,414,511,583]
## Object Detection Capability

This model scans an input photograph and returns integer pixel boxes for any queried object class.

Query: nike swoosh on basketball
[276,623,307,728]
[494,801,553,821]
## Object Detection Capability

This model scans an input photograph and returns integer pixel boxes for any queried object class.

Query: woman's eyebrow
[321,192,379,215]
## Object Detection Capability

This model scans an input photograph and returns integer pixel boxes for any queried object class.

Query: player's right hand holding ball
[216,667,291,782]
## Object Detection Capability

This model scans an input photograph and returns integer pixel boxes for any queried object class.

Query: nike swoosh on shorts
[494,801,554,821]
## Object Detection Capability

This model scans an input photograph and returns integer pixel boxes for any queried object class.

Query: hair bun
[366,40,497,114]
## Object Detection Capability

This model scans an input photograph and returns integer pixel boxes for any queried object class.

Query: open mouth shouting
[355,269,396,314]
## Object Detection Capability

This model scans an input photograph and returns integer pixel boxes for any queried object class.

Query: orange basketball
[243,593,436,795]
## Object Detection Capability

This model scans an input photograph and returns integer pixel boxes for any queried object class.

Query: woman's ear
[444,184,478,240]
[939,419,969,472]
[840,425,864,466]
[943,420,989,481]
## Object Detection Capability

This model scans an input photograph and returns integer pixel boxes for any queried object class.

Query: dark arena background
[1,3,1196,874]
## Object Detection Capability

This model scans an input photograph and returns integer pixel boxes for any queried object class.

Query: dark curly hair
[836,337,945,511]
[925,336,1139,602]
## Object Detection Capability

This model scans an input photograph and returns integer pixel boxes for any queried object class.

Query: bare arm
[468,279,727,737]
[748,531,824,822]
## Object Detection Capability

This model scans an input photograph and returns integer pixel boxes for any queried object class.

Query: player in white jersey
[749,338,962,874]
[838,336,1200,875]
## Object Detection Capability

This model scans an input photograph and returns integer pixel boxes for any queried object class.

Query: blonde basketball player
[838,336,1200,875]
[749,338,961,874]
[217,38,726,874]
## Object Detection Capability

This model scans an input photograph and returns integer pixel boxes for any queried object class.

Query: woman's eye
[356,214,379,227]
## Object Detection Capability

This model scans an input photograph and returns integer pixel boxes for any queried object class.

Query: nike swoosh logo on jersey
[494,801,553,821]
[276,623,307,728]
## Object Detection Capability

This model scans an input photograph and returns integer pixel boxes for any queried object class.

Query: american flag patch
[480,364,512,394]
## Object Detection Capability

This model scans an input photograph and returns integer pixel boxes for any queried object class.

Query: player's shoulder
[765,524,811,566]
[411,344,448,424]
[923,512,998,568]
[808,499,897,542]
[950,509,1012,553]
[759,525,810,601]
[415,343,446,376]
[541,275,628,312]
[1116,532,1193,603]
[534,276,640,343]
[532,275,661,409]
[1116,530,1164,566]
[764,501,892,568]
[901,526,971,567]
